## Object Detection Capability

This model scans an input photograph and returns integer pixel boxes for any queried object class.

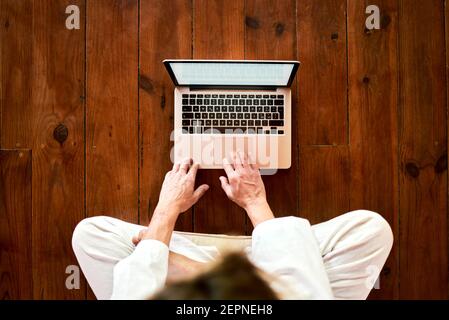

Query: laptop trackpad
[183,135,279,169]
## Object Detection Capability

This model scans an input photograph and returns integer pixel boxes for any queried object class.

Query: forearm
[245,200,275,227]
[144,206,178,246]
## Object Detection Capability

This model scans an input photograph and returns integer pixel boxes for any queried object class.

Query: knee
[350,210,394,251]
[72,216,108,253]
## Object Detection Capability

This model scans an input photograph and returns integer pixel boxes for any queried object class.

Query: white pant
[72,210,393,300]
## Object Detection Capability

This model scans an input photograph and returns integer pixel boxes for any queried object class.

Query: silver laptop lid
[163,59,300,88]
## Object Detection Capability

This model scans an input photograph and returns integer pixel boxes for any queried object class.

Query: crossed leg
[72,210,392,300]
[311,210,393,299]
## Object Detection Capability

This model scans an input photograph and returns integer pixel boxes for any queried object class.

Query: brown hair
[153,252,278,300]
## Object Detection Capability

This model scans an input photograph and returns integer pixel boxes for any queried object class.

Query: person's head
[153,252,278,300]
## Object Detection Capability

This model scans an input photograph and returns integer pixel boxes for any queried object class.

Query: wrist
[244,199,275,227]
[244,198,269,213]
[154,204,180,222]
[150,211,177,228]
[143,207,178,245]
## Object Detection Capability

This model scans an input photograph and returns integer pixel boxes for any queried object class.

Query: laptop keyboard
[181,93,285,135]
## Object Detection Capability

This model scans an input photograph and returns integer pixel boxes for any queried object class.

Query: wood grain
[348,0,399,299]
[1,0,86,300]
[139,0,193,229]
[34,0,85,299]
[194,0,244,60]
[0,150,32,299]
[28,0,86,299]
[447,0,449,299]
[299,146,350,225]
[1,0,449,300]
[193,0,247,234]
[0,0,32,148]
[297,0,348,145]
[297,0,351,256]
[398,0,448,299]
[86,0,138,222]
[246,0,299,231]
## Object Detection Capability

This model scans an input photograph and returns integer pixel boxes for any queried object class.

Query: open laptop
[164,59,300,169]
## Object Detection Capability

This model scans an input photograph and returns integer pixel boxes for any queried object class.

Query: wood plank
[398,0,448,299]
[0,0,32,148]
[193,0,246,234]
[30,0,86,299]
[0,150,32,299]
[348,0,399,299]
[139,0,193,230]
[447,0,449,301]
[86,0,138,222]
[194,0,244,60]
[297,0,348,145]
[299,146,350,225]
[1,0,86,300]
[245,0,298,231]
[297,0,351,262]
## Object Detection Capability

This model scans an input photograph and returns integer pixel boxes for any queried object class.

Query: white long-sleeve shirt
[110,216,334,299]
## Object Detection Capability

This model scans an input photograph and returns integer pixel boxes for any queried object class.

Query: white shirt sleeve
[250,216,333,299]
[110,239,169,300]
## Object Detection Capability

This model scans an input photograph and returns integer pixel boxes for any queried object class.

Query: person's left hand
[156,158,209,216]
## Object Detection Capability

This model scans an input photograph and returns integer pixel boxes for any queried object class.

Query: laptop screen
[164,60,299,87]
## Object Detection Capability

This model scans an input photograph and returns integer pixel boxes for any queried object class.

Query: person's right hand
[219,151,274,226]
[156,158,209,216]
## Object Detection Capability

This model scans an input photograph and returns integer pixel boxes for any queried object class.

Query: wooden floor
[1,0,448,299]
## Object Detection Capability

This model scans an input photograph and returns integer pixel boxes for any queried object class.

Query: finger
[193,184,209,202]
[179,158,192,174]
[222,158,234,177]
[247,152,256,169]
[219,176,232,196]
[246,152,258,170]
[238,151,249,168]
[132,235,140,246]
[188,162,200,179]
[251,161,260,171]
[172,161,180,173]
[233,151,243,170]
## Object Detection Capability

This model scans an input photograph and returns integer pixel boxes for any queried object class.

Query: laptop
[164,59,300,169]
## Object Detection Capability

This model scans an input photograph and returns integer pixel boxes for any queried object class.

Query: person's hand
[219,151,274,226]
[156,158,209,216]
[132,227,148,246]
[133,159,208,245]
[219,151,267,209]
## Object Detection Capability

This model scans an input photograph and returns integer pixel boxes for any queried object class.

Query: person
[72,152,393,300]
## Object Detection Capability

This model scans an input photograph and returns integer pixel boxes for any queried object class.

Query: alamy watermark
[65,265,80,290]
[65,5,80,30]
[64,4,382,33]
[366,5,381,30]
